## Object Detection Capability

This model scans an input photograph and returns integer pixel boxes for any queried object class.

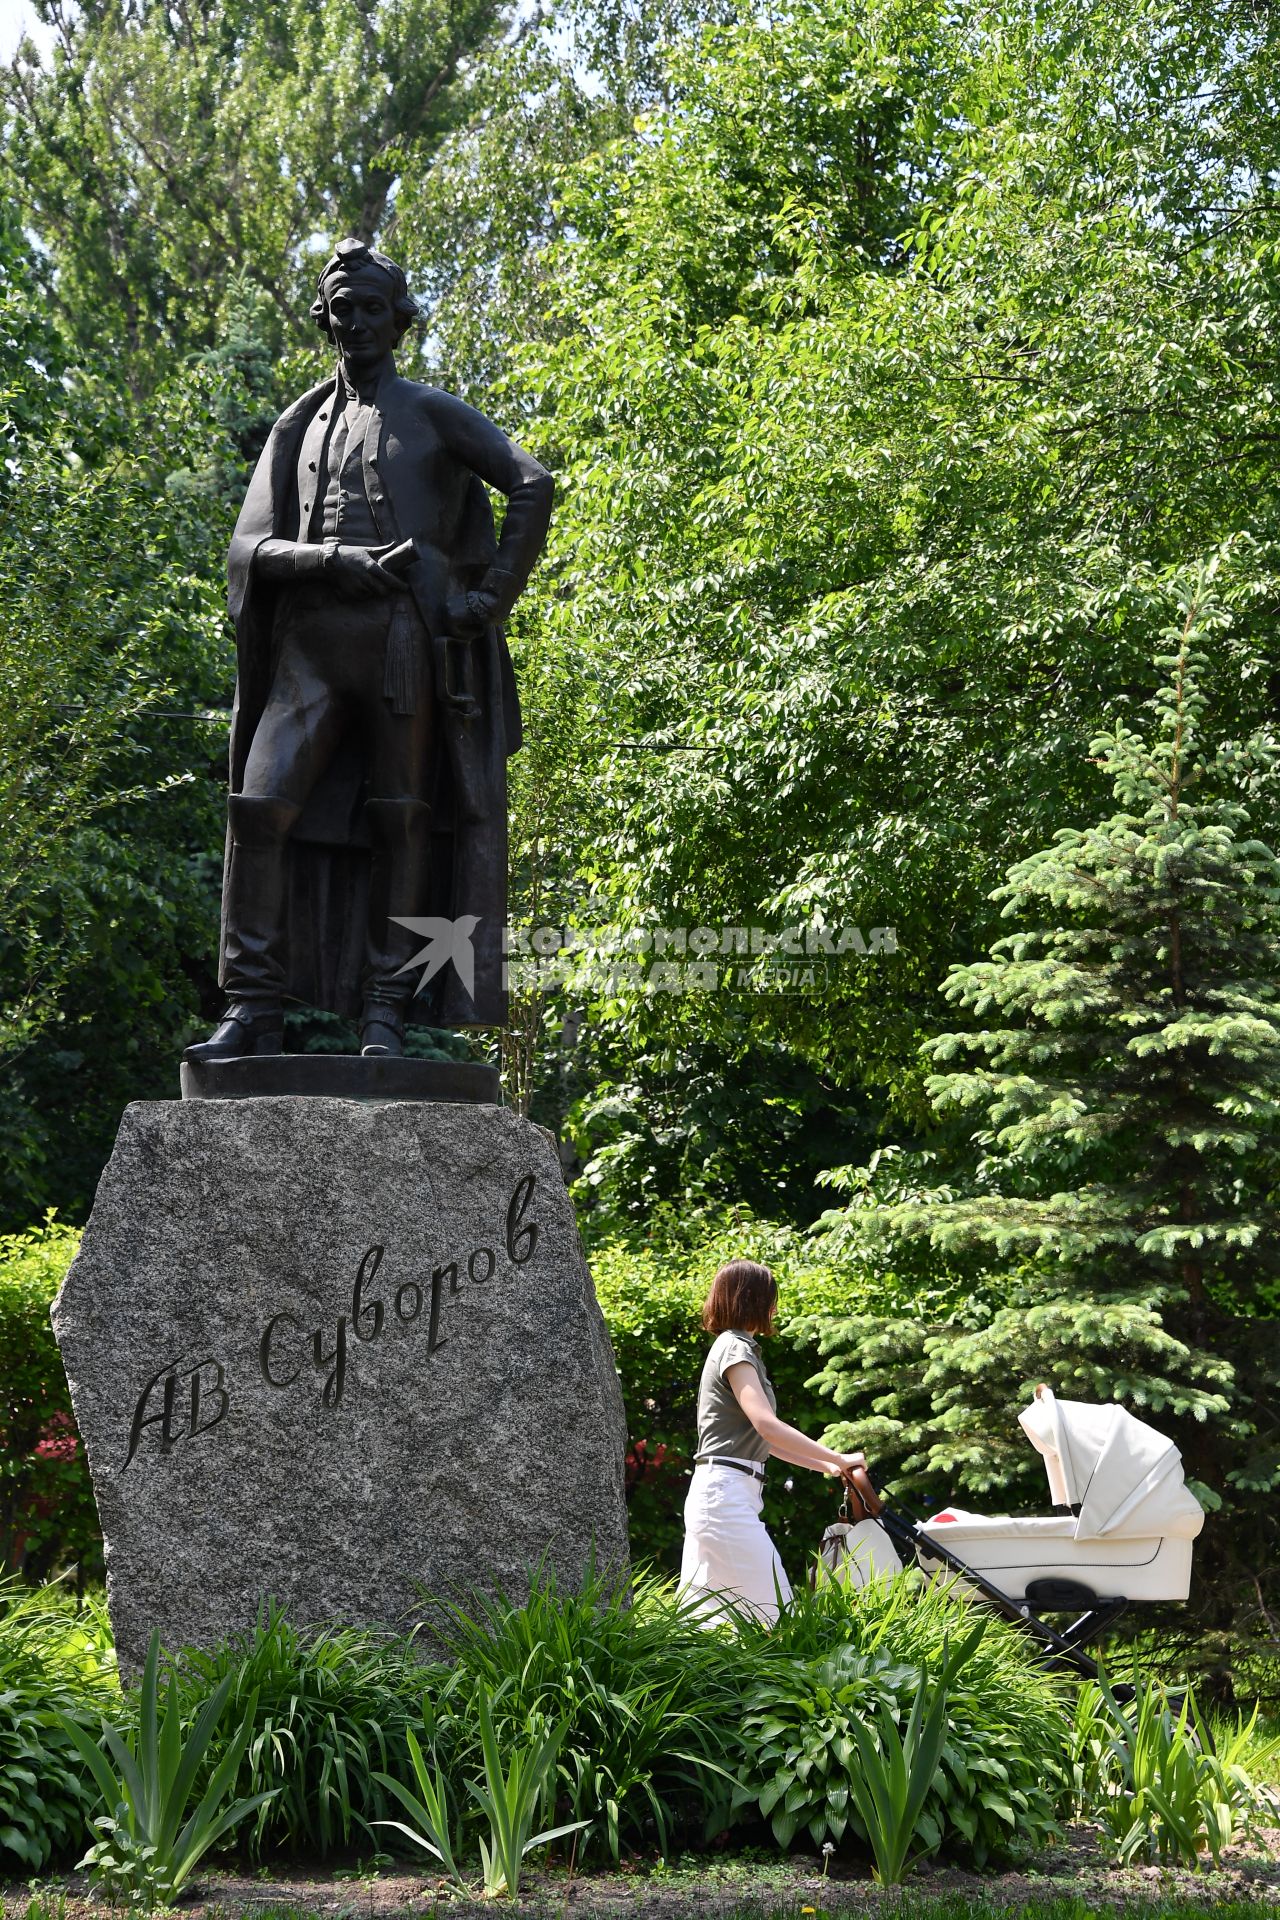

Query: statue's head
[310,239,419,357]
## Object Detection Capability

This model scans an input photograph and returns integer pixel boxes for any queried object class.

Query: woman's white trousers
[679,1459,793,1626]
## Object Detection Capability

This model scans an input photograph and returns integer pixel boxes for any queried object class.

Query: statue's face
[324,266,401,368]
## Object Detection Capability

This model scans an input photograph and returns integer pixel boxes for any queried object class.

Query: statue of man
[187,239,553,1062]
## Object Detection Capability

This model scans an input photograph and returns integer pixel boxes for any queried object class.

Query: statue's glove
[444,587,497,636]
[329,544,408,599]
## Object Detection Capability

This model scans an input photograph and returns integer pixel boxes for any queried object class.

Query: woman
[679,1257,864,1625]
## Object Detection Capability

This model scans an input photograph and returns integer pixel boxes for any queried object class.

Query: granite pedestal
[52,1097,628,1676]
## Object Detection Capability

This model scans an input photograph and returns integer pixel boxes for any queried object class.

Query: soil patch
[9,1827,1280,1918]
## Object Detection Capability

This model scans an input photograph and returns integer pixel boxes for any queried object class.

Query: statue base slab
[180,1054,499,1104]
[52,1097,628,1677]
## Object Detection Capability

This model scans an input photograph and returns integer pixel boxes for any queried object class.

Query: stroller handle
[839,1462,883,1521]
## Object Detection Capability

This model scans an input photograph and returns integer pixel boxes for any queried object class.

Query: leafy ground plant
[372,1725,467,1887]
[736,1571,1066,1864]
[843,1622,987,1883]
[173,1601,440,1860]
[468,1683,588,1897]
[430,1565,743,1859]
[56,1628,273,1907]
[1071,1660,1279,1867]
[0,1576,116,1872]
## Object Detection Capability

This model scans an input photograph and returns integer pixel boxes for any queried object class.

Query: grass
[173,1602,439,1859]
[1214,1716,1280,1792]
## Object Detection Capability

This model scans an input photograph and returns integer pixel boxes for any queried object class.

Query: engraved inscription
[259,1310,303,1386]
[122,1358,229,1472]
[119,1174,540,1466]
[506,1174,538,1264]
[352,1246,385,1343]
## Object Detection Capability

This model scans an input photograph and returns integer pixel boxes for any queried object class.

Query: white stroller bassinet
[915,1385,1205,1604]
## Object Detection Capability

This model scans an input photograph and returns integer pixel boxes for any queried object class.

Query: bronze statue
[187,240,553,1062]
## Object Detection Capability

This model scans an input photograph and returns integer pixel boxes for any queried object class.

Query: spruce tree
[811,569,1280,1677]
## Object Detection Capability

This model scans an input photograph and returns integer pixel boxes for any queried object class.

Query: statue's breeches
[240,587,434,809]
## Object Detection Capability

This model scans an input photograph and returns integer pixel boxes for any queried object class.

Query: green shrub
[172,1603,440,1860]
[733,1574,1067,1866]
[415,1568,1066,1872]
[591,1216,860,1573]
[427,1565,744,1861]
[165,1575,740,1871]
[0,1576,117,1871]
[0,1217,98,1584]
[169,1575,745,1871]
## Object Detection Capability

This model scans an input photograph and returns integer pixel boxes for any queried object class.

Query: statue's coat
[221,377,521,1026]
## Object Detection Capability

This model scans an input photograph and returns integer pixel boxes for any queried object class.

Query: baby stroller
[823,1385,1205,1680]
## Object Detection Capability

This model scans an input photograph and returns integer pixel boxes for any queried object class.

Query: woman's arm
[726,1364,862,1476]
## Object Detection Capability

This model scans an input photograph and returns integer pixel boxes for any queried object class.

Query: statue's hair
[310,238,419,341]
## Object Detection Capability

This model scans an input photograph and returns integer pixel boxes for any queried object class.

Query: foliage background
[592,1216,862,1569]
[0,1220,99,1584]
[1,0,1279,1678]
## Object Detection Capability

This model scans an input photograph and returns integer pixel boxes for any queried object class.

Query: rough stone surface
[53,1098,628,1676]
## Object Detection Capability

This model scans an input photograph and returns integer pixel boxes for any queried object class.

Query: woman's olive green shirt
[695,1329,776,1465]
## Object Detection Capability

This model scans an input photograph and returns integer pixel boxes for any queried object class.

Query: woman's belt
[693,1454,765,1482]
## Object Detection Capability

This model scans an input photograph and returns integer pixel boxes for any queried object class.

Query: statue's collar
[336,358,393,406]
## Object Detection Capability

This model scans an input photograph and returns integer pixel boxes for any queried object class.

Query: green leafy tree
[4,0,503,385]
[398,0,1280,1184]
[0,262,278,1222]
[393,0,740,401]
[6,0,1280,1279]
[808,570,1280,1677]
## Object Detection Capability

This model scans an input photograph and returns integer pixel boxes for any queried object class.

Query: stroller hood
[1019,1386,1204,1541]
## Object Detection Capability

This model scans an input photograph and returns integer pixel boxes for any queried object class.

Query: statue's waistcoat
[285,378,484,638]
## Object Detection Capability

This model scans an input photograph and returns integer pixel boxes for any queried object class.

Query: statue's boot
[185,795,300,1061]
[361,798,432,1057]
[185,1001,286,1061]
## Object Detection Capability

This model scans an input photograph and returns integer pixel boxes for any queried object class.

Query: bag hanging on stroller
[813,1499,904,1590]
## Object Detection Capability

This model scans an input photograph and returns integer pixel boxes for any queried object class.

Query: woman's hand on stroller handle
[825,1450,866,1474]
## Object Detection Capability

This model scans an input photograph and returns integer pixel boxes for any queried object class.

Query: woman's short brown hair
[701,1259,778,1336]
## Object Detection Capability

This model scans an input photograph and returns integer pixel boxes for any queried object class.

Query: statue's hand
[331,545,408,599]
[445,588,497,636]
